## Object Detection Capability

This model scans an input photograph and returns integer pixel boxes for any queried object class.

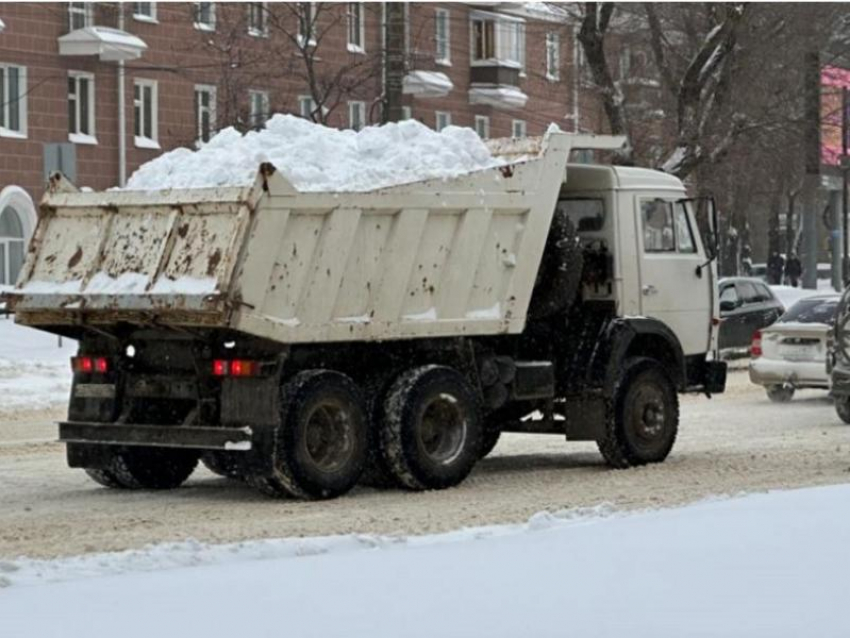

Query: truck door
[636,198,712,355]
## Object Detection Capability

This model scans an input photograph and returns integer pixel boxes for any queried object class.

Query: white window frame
[194,84,216,143]
[133,79,159,149]
[133,2,157,23]
[435,8,451,66]
[474,115,489,139]
[247,2,268,37]
[0,64,27,139]
[298,3,318,48]
[511,119,527,138]
[68,71,96,145]
[299,94,317,120]
[348,100,366,131]
[469,11,525,70]
[68,2,92,31]
[546,32,560,81]
[435,111,451,131]
[193,2,216,31]
[401,106,412,121]
[249,90,270,129]
[347,3,365,53]
[0,207,26,287]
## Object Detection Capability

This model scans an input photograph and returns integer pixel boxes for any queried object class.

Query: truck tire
[251,370,368,500]
[379,365,482,490]
[597,357,679,468]
[529,213,584,319]
[359,375,403,489]
[835,396,850,424]
[479,428,502,459]
[766,385,795,403]
[201,452,244,480]
[86,448,199,490]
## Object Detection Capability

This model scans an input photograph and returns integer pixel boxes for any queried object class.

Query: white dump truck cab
[8,131,726,500]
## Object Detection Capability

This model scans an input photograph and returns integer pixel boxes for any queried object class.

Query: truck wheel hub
[303,402,353,473]
[418,397,467,465]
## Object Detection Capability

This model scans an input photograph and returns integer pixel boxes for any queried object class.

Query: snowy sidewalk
[1,484,848,638]
[0,316,75,416]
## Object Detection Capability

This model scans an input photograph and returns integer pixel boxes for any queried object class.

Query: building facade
[0,1,606,287]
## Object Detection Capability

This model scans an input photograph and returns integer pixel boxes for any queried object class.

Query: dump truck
[7,132,726,499]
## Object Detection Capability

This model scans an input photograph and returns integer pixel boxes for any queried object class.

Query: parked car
[749,293,839,402]
[718,277,785,350]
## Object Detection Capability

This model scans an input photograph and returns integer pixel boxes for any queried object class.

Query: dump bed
[11,132,620,343]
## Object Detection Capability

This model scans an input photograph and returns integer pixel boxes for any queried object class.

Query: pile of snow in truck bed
[125,115,505,192]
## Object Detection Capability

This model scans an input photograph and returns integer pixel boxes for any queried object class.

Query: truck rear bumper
[58,421,253,451]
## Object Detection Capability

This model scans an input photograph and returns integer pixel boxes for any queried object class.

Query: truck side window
[557,198,605,232]
[674,203,696,254]
[642,200,675,252]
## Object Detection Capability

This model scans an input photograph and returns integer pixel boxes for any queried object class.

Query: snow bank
[125,115,505,192]
[0,317,75,415]
[2,485,849,637]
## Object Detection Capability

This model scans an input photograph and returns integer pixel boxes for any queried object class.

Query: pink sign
[821,65,850,166]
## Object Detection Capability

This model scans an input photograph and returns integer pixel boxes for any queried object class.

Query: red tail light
[212,359,261,377]
[750,330,763,358]
[212,359,229,376]
[72,356,109,374]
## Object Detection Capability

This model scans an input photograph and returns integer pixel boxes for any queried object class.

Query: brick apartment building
[0,1,613,288]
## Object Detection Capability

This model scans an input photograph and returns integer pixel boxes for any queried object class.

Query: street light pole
[843,87,850,287]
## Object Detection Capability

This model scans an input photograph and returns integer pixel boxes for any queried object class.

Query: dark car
[718,277,785,350]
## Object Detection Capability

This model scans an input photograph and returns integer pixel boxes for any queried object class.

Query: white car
[749,293,839,402]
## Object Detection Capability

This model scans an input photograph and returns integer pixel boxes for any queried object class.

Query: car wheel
[835,396,850,424]
[766,385,795,403]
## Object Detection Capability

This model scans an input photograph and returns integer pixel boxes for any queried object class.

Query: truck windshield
[557,198,605,232]
[779,298,838,325]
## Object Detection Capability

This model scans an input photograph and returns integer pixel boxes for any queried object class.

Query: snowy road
[1,370,848,559]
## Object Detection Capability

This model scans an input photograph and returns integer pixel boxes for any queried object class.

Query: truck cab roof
[564,164,686,193]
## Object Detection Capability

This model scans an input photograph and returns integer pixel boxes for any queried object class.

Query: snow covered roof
[468,85,529,110]
[403,71,453,99]
[58,27,147,62]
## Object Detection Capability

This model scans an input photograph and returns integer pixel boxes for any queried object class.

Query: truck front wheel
[379,365,482,490]
[597,357,679,468]
[251,370,368,500]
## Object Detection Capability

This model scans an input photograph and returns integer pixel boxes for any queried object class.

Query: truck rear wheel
[86,448,199,490]
[597,357,678,468]
[251,370,368,500]
[379,365,482,490]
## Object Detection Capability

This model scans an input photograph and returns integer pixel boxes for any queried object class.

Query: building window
[0,206,25,286]
[474,115,489,139]
[401,106,412,121]
[68,72,95,143]
[435,111,451,131]
[68,2,92,31]
[133,2,156,22]
[471,13,524,69]
[299,94,317,120]
[194,2,216,30]
[0,64,27,137]
[247,2,268,37]
[248,90,270,129]
[134,79,158,148]
[298,3,317,47]
[435,8,450,65]
[347,3,365,53]
[348,100,366,131]
[195,85,216,143]
[511,119,526,138]
[546,33,560,81]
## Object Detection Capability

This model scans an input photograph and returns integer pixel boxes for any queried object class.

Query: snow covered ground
[0,316,75,416]
[1,484,847,638]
